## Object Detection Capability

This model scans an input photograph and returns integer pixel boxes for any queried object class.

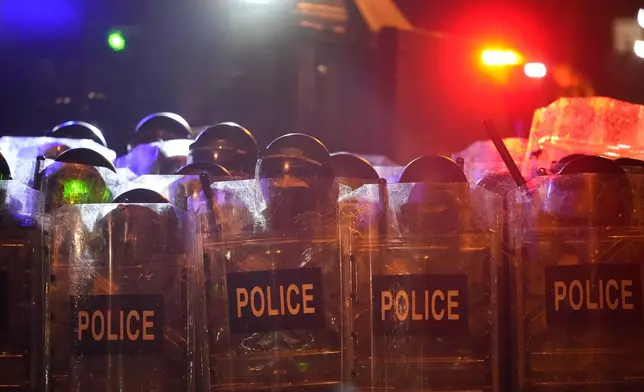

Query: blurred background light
[107,30,126,52]
[634,40,644,58]
[0,0,81,39]
[481,49,522,66]
[638,9,644,29]
[524,62,547,78]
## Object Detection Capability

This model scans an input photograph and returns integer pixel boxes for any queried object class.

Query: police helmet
[188,122,257,178]
[0,151,11,180]
[41,149,113,212]
[614,157,644,169]
[176,162,232,179]
[331,152,379,188]
[48,121,108,148]
[157,155,187,175]
[545,155,631,227]
[257,133,335,232]
[257,133,334,181]
[129,112,192,151]
[93,204,169,263]
[114,189,170,204]
[55,148,116,173]
[38,143,71,160]
[398,155,467,235]
[398,155,467,184]
[550,153,590,174]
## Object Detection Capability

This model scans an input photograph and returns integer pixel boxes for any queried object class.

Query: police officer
[544,155,631,227]
[510,154,644,392]
[41,148,114,213]
[208,133,342,391]
[257,133,336,235]
[176,162,232,179]
[188,122,258,179]
[350,155,498,391]
[93,189,172,263]
[398,155,468,235]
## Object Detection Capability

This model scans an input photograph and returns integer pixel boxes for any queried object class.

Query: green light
[107,31,126,52]
[61,179,111,205]
[297,362,310,372]
[62,179,93,204]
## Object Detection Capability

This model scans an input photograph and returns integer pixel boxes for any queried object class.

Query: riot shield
[115,139,193,176]
[331,152,379,190]
[39,161,120,214]
[0,181,43,391]
[344,181,502,391]
[45,203,207,391]
[509,173,644,392]
[453,138,527,183]
[197,178,345,391]
[522,97,644,178]
[187,122,258,179]
[0,136,117,164]
[373,166,403,184]
[115,174,200,209]
[4,157,40,189]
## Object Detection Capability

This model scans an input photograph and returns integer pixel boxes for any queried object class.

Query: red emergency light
[481,49,522,66]
[524,62,546,78]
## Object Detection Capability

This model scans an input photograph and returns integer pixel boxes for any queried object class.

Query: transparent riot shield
[0,181,43,391]
[0,136,117,163]
[114,139,192,176]
[509,173,644,392]
[344,181,502,392]
[197,178,345,391]
[373,166,404,184]
[45,203,207,391]
[115,174,210,210]
[0,157,42,188]
[38,160,126,213]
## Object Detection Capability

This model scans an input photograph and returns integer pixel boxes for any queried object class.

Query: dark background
[2,0,644,155]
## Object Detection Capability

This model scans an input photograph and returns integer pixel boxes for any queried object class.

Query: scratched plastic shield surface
[115,174,205,209]
[522,97,644,176]
[0,136,117,163]
[0,181,43,390]
[509,174,644,392]
[373,166,404,184]
[343,182,502,392]
[114,139,193,176]
[39,160,128,215]
[45,203,207,391]
[195,178,345,391]
[453,138,527,183]
[0,156,44,188]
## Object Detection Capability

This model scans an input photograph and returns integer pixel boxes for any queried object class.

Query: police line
[1,122,644,392]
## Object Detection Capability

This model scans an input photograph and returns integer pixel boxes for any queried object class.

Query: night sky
[1,0,644,147]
